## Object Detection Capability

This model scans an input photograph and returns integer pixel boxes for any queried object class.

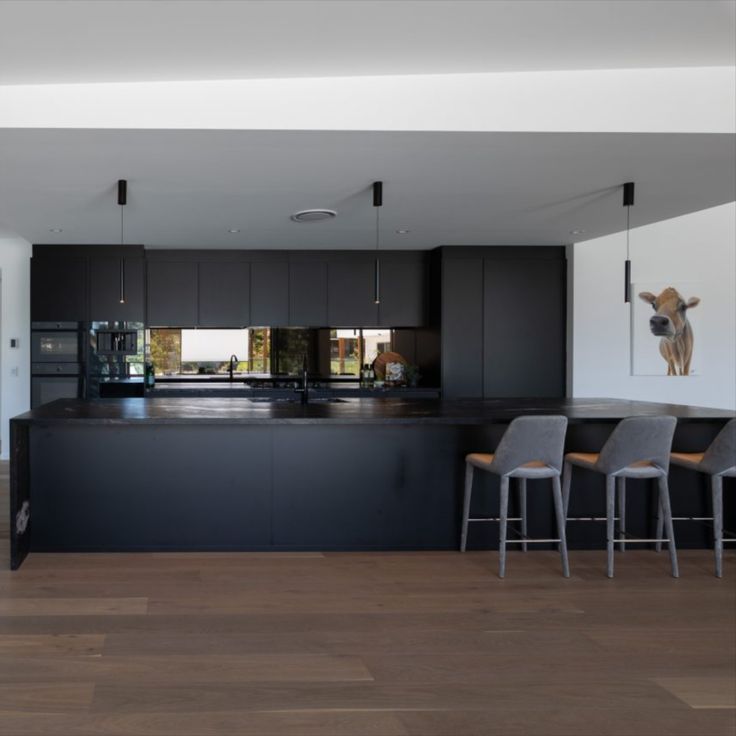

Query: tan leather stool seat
[566,452,661,476]
[564,452,599,469]
[670,452,705,470]
[466,453,548,471]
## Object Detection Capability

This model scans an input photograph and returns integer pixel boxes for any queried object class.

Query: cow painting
[638,287,701,376]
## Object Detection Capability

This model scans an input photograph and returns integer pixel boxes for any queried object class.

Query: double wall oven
[31,322,85,408]
[31,321,145,408]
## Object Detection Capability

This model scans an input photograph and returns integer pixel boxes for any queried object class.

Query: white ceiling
[0,0,733,86]
[0,129,733,249]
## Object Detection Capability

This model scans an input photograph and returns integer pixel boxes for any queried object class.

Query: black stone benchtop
[13,397,735,426]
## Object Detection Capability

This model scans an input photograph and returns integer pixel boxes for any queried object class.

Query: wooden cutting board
[372,351,408,379]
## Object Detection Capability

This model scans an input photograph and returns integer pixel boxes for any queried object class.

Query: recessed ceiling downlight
[290,209,337,223]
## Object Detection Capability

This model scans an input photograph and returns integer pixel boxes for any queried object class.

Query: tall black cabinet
[441,247,566,399]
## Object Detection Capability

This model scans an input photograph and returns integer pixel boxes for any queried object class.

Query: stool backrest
[490,415,568,476]
[701,418,736,475]
[595,416,677,475]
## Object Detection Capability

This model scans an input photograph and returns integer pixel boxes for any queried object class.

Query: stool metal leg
[655,490,664,553]
[562,461,572,518]
[712,474,723,578]
[658,475,679,578]
[617,477,626,552]
[498,476,510,579]
[460,463,474,552]
[518,478,528,552]
[552,474,570,578]
[606,474,616,578]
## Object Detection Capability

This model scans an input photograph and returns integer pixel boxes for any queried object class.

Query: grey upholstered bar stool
[460,415,569,578]
[658,419,736,577]
[562,416,678,578]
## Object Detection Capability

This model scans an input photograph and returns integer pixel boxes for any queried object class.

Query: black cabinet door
[31,257,87,322]
[251,261,289,326]
[327,259,378,326]
[198,261,250,327]
[89,256,145,322]
[146,261,198,327]
[289,261,328,326]
[378,257,426,327]
[483,258,565,398]
[441,257,484,399]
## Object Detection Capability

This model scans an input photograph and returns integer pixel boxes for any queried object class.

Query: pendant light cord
[375,205,380,252]
[626,203,630,260]
[118,180,126,304]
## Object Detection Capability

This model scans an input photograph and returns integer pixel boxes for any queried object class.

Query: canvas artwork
[632,282,703,376]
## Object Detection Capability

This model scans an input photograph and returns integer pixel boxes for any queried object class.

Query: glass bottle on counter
[144,344,155,388]
[360,363,376,389]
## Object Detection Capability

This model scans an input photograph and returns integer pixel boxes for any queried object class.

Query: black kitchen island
[9,397,734,569]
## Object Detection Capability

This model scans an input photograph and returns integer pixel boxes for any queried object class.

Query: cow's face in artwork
[638,288,700,339]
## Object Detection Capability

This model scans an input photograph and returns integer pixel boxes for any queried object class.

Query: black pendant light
[623,181,634,303]
[373,181,383,305]
[117,179,127,304]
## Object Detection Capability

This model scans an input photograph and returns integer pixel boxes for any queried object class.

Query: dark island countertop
[146,383,441,399]
[13,397,735,426]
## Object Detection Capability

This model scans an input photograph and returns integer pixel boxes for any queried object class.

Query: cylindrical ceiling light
[117,179,127,305]
[373,180,383,305]
[623,181,634,303]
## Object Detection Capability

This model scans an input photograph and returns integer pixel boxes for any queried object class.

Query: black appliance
[87,321,145,398]
[31,322,85,408]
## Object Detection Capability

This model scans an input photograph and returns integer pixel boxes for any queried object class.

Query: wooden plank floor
[1,461,734,736]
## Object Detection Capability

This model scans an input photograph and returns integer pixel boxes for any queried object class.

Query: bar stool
[658,419,735,577]
[562,416,678,578]
[460,415,569,578]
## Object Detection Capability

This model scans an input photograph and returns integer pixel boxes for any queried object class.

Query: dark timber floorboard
[0,461,734,735]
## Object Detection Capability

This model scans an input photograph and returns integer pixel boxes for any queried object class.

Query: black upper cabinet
[89,256,145,322]
[441,257,484,399]
[483,258,565,398]
[440,247,566,400]
[199,261,250,327]
[251,261,289,326]
[327,259,379,327]
[378,257,426,327]
[31,256,87,322]
[289,261,327,326]
[146,260,198,327]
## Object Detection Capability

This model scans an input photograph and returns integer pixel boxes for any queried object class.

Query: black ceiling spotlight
[373,180,383,305]
[117,179,127,304]
[623,181,634,303]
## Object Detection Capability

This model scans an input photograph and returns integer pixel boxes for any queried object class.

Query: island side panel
[9,421,31,570]
[271,425,464,549]
[28,424,273,552]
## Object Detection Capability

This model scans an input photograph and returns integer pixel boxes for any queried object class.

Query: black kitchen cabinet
[483,258,565,398]
[327,258,379,326]
[289,261,328,326]
[440,247,566,399]
[89,256,145,322]
[378,256,426,327]
[251,261,289,326]
[198,261,250,327]
[146,260,198,327]
[441,257,484,398]
[31,256,87,322]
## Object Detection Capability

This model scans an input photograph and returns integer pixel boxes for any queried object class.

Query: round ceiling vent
[290,209,337,223]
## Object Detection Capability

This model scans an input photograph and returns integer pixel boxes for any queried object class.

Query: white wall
[571,202,736,410]
[0,236,31,459]
[1,66,733,133]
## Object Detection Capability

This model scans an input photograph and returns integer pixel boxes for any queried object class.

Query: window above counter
[148,327,393,379]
